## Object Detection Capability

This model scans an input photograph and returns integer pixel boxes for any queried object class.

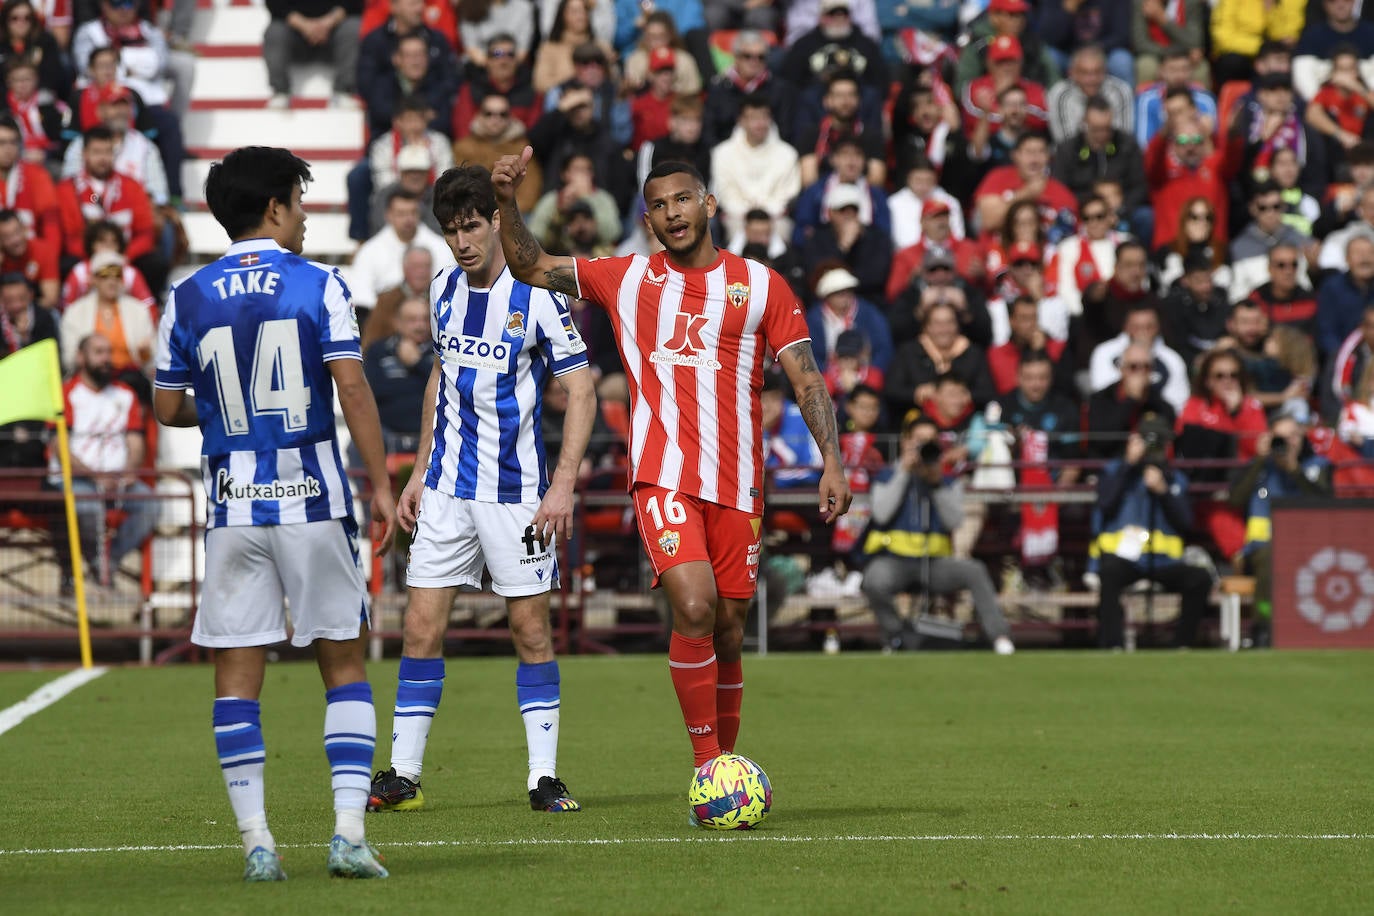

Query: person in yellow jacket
[1211,0,1307,87]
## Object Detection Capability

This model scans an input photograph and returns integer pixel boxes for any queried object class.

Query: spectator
[451,92,542,211]
[989,240,1068,344]
[988,295,1074,398]
[1319,234,1374,358]
[259,0,359,109]
[1039,2,1133,85]
[532,42,632,198]
[451,32,544,140]
[825,329,884,405]
[805,264,892,373]
[367,143,440,235]
[361,246,433,352]
[954,0,1059,97]
[348,93,455,241]
[973,131,1077,242]
[1086,342,1178,460]
[704,0,774,33]
[1090,304,1191,413]
[860,413,1014,654]
[889,248,993,347]
[1144,108,1234,250]
[2,58,65,167]
[541,369,614,474]
[1210,0,1306,87]
[72,0,195,153]
[1132,0,1209,87]
[1270,145,1322,238]
[792,135,889,248]
[1294,0,1374,98]
[1228,412,1332,645]
[1247,243,1318,337]
[0,205,55,308]
[1162,252,1234,367]
[60,220,153,316]
[1318,139,1374,238]
[891,75,977,191]
[55,125,163,295]
[887,154,963,251]
[1337,354,1374,453]
[733,207,807,299]
[760,369,823,489]
[1318,184,1374,272]
[0,267,54,357]
[461,0,536,67]
[799,182,892,304]
[779,0,887,99]
[967,83,1032,172]
[356,0,461,115]
[782,0,877,46]
[1229,180,1314,302]
[53,331,156,586]
[363,294,433,455]
[361,0,460,45]
[533,0,617,94]
[1045,45,1134,144]
[60,249,152,398]
[1231,307,1316,419]
[362,31,457,137]
[0,0,70,98]
[635,92,711,190]
[350,187,453,316]
[1052,195,1124,324]
[1092,415,1210,649]
[1079,240,1161,361]
[1304,43,1374,178]
[1325,302,1374,420]
[61,86,167,207]
[526,153,621,255]
[1135,47,1219,148]
[628,47,679,152]
[885,301,995,417]
[1156,195,1231,294]
[795,69,887,188]
[961,35,1048,139]
[1050,96,1148,239]
[621,8,701,96]
[0,114,57,253]
[701,29,792,149]
[886,199,983,304]
[1231,73,1329,210]
[709,93,800,242]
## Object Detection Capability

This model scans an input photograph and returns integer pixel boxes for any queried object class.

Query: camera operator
[859,415,1014,654]
[1093,414,1211,649]
[1225,412,1333,647]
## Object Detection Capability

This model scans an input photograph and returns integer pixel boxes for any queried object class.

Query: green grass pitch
[1,652,1371,914]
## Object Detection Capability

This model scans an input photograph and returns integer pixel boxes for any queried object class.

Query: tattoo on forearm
[544,267,578,296]
[798,383,841,461]
[502,204,540,270]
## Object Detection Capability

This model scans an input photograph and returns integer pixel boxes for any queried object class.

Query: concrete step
[190,58,336,103]
[183,210,355,260]
[182,158,354,207]
[181,108,364,158]
[189,3,269,47]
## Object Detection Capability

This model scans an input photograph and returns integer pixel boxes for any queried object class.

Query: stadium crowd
[5,0,1374,646]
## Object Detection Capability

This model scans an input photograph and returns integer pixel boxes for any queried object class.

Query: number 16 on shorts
[631,484,763,598]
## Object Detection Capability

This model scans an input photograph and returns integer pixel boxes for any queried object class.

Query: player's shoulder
[429,263,461,297]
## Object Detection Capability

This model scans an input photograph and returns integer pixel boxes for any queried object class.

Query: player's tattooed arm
[781,342,842,462]
[498,198,580,296]
[543,265,579,297]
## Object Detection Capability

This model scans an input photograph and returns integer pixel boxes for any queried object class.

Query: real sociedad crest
[658,529,681,558]
[726,281,750,309]
[506,310,526,338]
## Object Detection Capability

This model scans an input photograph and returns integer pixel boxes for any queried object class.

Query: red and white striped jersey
[575,250,810,515]
[57,377,142,475]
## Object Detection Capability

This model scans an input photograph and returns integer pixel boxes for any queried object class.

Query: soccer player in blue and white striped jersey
[368,165,597,815]
[153,147,398,881]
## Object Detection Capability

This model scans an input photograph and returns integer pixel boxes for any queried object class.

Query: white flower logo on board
[1294,549,1374,633]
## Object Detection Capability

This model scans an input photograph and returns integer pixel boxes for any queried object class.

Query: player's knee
[673,594,716,628]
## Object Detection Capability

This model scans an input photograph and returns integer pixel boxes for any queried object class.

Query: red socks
[715,658,743,754]
[668,632,721,766]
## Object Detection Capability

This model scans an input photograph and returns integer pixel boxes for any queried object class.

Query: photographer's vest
[1089,464,1188,569]
[862,470,953,559]
[1242,457,1329,554]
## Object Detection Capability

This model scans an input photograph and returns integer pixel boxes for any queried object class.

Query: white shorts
[193,518,370,649]
[406,486,557,597]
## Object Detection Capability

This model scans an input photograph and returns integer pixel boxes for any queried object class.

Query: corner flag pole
[54,411,93,669]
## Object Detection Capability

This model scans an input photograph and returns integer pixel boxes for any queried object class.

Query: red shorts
[631,483,763,599]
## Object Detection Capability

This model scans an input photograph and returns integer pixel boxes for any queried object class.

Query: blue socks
[213,697,271,854]
[390,656,445,781]
[516,661,561,791]
[324,681,376,844]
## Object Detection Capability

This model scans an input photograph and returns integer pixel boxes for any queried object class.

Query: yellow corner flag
[0,338,63,425]
[0,338,93,668]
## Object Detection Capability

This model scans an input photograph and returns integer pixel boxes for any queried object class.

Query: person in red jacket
[56,124,165,296]
[1144,102,1241,249]
[0,114,59,255]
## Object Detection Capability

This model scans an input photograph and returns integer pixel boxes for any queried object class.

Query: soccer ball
[688,753,771,830]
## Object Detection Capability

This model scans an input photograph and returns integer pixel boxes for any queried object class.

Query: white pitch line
[0,667,107,738]
[4,833,1374,856]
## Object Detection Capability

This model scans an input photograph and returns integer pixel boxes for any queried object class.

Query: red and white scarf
[7,91,49,152]
[1019,430,1059,565]
[72,170,124,222]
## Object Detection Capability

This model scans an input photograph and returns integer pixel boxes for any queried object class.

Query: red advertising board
[1272,499,1374,648]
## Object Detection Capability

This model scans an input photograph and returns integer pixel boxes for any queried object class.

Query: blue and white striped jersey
[154,238,358,528]
[425,264,589,503]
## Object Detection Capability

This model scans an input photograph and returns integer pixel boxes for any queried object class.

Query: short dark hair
[848,384,880,403]
[1010,294,1038,314]
[643,159,706,197]
[1351,141,1374,167]
[84,219,126,256]
[0,208,16,226]
[1020,350,1053,371]
[0,270,30,291]
[1162,47,1192,64]
[395,93,433,117]
[1083,95,1113,116]
[386,188,421,209]
[83,124,115,146]
[1164,85,1195,106]
[830,135,866,158]
[0,114,19,139]
[1331,41,1361,62]
[432,163,497,227]
[487,32,518,52]
[744,208,771,223]
[1116,238,1148,260]
[934,372,968,389]
[204,146,313,241]
[738,92,772,115]
[825,69,860,92]
[1012,130,1048,151]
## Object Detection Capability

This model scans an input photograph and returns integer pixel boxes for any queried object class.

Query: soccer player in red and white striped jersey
[493,147,852,774]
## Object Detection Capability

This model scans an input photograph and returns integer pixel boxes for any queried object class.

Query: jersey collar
[225,238,288,258]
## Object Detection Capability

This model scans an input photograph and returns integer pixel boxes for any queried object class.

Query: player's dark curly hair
[643,160,706,197]
[433,163,498,227]
[204,146,313,241]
